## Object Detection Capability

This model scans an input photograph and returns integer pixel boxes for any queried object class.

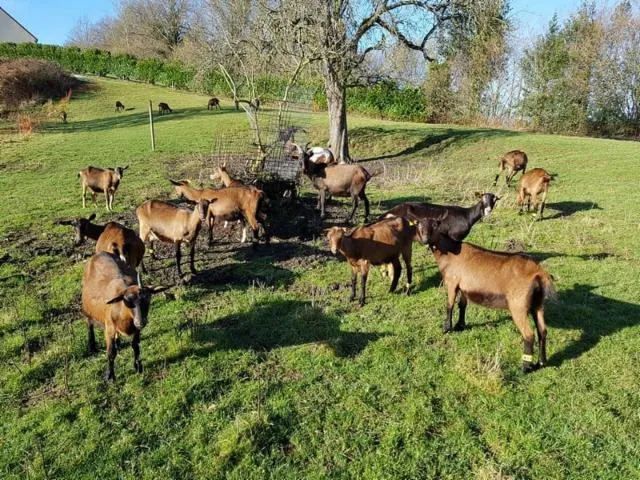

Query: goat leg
[132,331,142,373]
[87,323,97,354]
[82,183,87,208]
[359,268,368,307]
[347,194,359,223]
[189,242,197,275]
[349,269,357,302]
[319,190,326,219]
[454,293,467,331]
[208,216,215,245]
[175,242,183,278]
[360,191,370,223]
[534,308,548,367]
[389,258,401,293]
[443,283,457,333]
[104,330,117,382]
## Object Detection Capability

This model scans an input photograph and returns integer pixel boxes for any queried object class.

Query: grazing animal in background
[115,101,125,112]
[158,102,172,115]
[136,199,211,279]
[60,111,67,123]
[380,193,500,242]
[326,216,416,306]
[81,251,167,382]
[494,150,528,186]
[170,180,268,244]
[413,216,555,373]
[207,98,220,110]
[294,143,374,222]
[517,168,552,218]
[57,213,145,269]
[78,165,128,211]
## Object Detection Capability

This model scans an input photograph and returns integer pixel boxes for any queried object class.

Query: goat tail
[365,167,384,180]
[539,270,557,302]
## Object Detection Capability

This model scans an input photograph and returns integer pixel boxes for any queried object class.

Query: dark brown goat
[326,216,415,306]
[517,168,552,218]
[115,101,125,112]
[414,217,555,373]
[78,165,128,211]
[82,252,167,381]
[158,102,172,115]
[494,150,528,186]
[294,143,374,222]
[136,199,211,278]
[58,213,145,269]
[208,97,220,110]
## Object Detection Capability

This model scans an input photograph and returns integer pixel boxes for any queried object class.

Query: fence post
[148,100,155,152]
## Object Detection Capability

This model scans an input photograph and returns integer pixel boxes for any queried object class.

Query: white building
[0,7,37,43]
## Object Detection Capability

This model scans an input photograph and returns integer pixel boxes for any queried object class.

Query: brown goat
[208,97,220,110]
[170,180,267,244]
[81,251,167,381]
[414,217,555,373]
[494,150,528,186]
[517,168,552,218]
[326,216,415,306]
[78,165,128,211]
[136,199,211,278]
[58,213,145,269]
[295,144,374,222]
[210,165,244,187]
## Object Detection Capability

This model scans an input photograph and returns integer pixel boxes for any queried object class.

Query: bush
[0,58,80,111]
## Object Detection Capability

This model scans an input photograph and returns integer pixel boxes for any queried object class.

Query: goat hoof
[442,324,452,334]
[134,361,143,374]
[522,361,541,373]
[453,322,466,332]
[104,371,116,383]
[359,300,366,307]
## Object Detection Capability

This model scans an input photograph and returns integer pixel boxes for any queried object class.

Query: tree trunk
[324,63,351,163]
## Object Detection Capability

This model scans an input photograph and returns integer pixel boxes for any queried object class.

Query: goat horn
[137,271,142,287]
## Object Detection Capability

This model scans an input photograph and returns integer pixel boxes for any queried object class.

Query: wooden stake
[148,100,155,151]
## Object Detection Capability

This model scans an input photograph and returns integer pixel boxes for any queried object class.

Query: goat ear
[106,293,125,305]
[57,219,74,226]
[123,165,129,170]
[88,213,96,221]
[169,179,180,186]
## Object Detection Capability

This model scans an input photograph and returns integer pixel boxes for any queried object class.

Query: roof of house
[0,6,38,43]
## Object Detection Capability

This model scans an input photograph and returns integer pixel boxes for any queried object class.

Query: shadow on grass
[548,284,640,366]
[352,126,521,162]
[154,299,385,365]
[42,106,235,133]
[544,201,603,220]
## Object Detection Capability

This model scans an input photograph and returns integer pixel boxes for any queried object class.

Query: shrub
[0,59,80,111]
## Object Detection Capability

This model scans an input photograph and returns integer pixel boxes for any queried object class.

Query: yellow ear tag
[522,354,534,363]
[408,220,416,226]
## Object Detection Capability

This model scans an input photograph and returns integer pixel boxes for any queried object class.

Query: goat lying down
[326,216,415,306]
[58,213,145,269]
[414,216,555,373]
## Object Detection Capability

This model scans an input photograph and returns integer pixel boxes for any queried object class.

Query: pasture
[1,77,639,479]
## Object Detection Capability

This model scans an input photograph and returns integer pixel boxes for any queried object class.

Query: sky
[3,0,584,46]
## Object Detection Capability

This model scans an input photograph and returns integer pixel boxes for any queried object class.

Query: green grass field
[1,77,640,479]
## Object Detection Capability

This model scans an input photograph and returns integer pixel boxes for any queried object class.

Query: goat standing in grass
[78,165,128,211]
[82,251,167,382]
[414,216,555,373]
[115,101,125,112]
[494,150,528,186]
[326,216,415,306]
[294,143,374,222]
[517,168,552,218]
[208,98,220,110]
[136,199,211,278]
[158,102,172,115]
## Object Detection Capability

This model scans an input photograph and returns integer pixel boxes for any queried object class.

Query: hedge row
[0,42,430,122]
